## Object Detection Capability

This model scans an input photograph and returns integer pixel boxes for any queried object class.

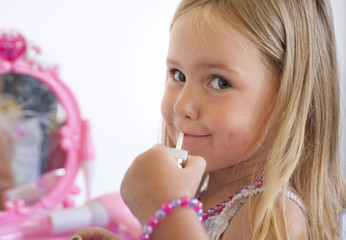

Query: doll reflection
[0,73,66,209]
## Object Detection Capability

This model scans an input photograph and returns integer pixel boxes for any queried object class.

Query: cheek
[161,90,174,123]
[161,91,177,145]
[210,105,261,147]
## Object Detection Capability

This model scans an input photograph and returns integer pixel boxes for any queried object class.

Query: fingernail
[71,236,82,240]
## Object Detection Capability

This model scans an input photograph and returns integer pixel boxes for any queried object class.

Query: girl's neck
[205,157,265,199]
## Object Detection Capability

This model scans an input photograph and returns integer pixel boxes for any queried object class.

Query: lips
[179,129,212,139]
[177,127,211,138]
[183,133,211,138]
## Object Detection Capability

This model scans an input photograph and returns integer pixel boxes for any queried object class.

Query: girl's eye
[210,76,232,89]
[172,70,186,82]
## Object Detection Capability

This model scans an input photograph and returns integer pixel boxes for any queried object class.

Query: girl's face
[161,15,279,172]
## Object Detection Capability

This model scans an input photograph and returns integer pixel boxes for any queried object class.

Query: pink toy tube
[49,192,141,239]
[97,192,141,238]
[0,192,141,240]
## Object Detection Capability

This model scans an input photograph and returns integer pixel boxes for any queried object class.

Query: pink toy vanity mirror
[0,29,95,238]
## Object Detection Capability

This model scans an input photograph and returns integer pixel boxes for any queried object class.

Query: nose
[173,83,199,120]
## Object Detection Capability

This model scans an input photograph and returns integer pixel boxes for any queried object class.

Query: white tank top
[203,188,307,240]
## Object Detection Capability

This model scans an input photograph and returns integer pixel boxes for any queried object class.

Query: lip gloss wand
[167,132,188,168]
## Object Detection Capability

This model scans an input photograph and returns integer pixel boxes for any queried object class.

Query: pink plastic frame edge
[0,30,91,218]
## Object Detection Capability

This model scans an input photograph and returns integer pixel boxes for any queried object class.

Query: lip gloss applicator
[167,132,188,168]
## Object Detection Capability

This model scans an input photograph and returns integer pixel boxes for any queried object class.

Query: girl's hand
[120,144,206,224]
[70,227,124,240]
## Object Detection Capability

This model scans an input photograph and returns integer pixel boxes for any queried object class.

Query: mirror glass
[0,72,66,208]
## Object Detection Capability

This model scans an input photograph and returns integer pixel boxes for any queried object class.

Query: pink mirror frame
[0,29,94,221]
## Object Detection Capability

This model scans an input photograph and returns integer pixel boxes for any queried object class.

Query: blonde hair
[162,0,346,239]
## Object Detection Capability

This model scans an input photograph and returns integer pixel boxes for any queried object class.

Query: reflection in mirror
[0,73,66,208]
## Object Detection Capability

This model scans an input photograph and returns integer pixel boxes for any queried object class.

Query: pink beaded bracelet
[140,196,204,240]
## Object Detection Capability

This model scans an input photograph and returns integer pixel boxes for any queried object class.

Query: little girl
[72,0,346,239]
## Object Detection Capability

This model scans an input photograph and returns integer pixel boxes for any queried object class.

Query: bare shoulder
[222,193,309,240]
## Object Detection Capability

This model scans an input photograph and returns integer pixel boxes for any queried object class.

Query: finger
[183,155,207,193]
[71,227,123,240]
[184,155,206,173]
[132,144,175,169]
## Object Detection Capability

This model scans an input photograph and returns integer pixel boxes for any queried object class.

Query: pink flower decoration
[0,33,26,62]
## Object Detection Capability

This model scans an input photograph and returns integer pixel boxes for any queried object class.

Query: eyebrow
[200,62,240,75]
[166,58,181,68]
[166,58,240,75]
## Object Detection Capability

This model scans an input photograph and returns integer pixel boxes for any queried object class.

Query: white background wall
[0,0,345,205]
[332,0,346,178]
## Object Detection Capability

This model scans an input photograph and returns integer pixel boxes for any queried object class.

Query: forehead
[168,11,262,65]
